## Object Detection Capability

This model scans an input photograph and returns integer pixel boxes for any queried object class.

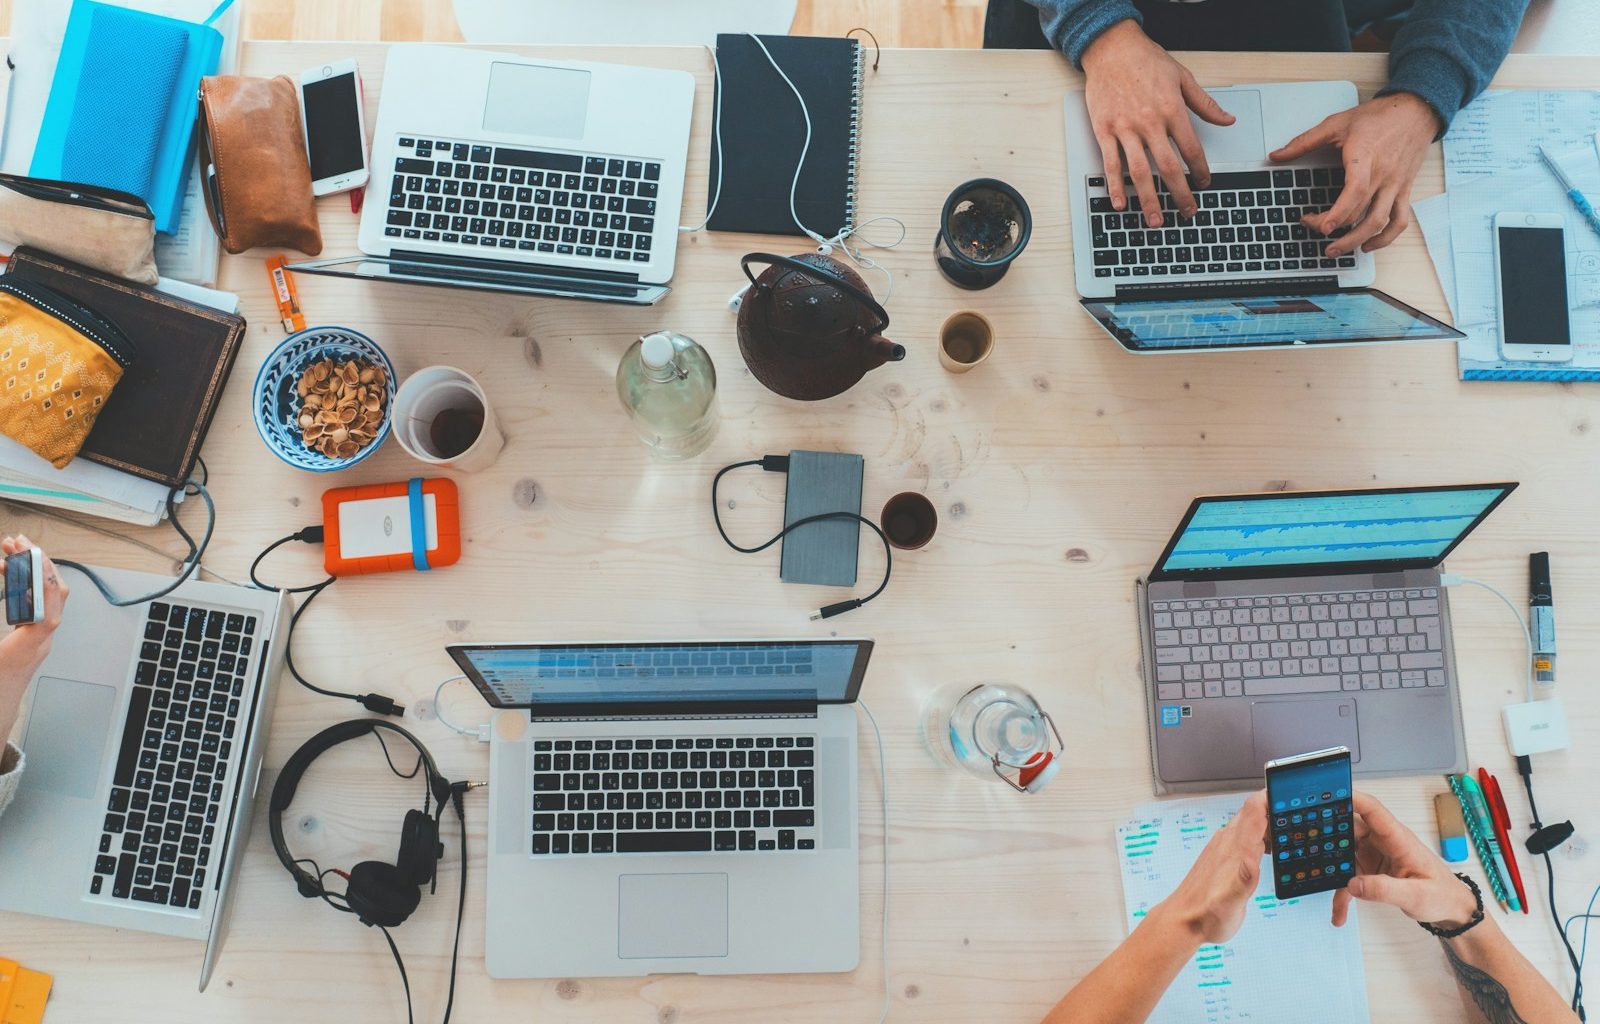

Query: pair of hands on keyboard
[1081,20,1442,257]
[0,535,69,746]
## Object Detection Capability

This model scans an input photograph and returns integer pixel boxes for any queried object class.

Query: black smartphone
[1265,745,1355,899]
[4,548,44,626]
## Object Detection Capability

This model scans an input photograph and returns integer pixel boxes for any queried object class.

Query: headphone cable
[54,475,216,606]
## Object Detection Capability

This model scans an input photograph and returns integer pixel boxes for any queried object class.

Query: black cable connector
[814,599,864,621]
[252,527,405,719]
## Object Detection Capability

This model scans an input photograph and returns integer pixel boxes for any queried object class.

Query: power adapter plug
[1503,696,1570,756]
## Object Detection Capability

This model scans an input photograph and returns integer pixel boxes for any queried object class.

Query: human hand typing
[1269,93,1440,257]
[1081,19,1235,228]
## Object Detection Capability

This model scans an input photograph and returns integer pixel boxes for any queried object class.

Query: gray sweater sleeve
[1378,0,1529,131]
[1031,0,1143,68]
[0,742,23,820]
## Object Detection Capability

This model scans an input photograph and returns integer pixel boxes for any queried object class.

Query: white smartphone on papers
[297,59,369,197]
[1494,211,1572,363]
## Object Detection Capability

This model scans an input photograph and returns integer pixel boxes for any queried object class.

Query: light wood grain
[3,42,1598,1024]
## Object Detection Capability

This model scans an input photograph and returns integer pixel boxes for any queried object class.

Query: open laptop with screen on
[447,638,872,978]
[1135,483,1517,792]
[1064,80,1465,353]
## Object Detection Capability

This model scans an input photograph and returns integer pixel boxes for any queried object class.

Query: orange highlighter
[1479,768,1529,914]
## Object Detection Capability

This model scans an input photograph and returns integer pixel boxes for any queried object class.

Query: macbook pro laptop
[449,638,871,978]
[1136,483,1517,792]
[1064,80,1464,353]
[0,564,290,989]
[288,44,695,305]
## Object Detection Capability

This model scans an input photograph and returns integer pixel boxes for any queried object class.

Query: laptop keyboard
[385,136,661,264]
[531,735,817,856]
[90,601,257,910]
[1087,169,1357,279]
[1151,588,1445,699]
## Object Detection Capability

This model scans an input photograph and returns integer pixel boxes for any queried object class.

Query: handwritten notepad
[1117,794,1371,1024]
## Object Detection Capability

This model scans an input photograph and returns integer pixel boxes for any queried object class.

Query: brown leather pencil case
[197,75,322,255]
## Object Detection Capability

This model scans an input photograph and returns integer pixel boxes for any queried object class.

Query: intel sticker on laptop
[1160,705,1182,728]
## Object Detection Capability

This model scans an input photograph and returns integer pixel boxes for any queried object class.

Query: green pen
[1459,774,1521,912]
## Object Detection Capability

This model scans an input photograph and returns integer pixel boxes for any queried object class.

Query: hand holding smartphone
[4,548,44,626]
[1265,746,1356,899]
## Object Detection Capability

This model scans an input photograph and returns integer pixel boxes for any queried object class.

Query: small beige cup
[939,311,994,373]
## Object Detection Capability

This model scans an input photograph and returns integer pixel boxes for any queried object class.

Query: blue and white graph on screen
[1162,488,1505,571]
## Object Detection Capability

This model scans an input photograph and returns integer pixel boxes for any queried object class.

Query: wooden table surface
[3,41,1597,1024]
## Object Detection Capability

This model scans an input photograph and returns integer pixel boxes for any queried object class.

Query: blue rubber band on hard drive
[408,477,430,571]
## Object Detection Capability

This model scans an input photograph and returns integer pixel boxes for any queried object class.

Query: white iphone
[1494,211,1572,363]
[297,59,369,197]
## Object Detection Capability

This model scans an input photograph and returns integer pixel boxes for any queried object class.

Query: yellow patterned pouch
[0,277,135,468]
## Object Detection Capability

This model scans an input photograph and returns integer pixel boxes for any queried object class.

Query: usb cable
[711,455,892,619]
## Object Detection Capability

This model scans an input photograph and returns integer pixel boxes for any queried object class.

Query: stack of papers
[1,0,242,285]
[1416,90,1600,381]
[1117,793,1371,1024]
[0,277,238,525]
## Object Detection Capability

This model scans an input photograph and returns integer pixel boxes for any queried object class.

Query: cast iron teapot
[736,252,905,401]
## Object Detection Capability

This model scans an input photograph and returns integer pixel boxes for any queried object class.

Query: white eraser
[1502,697,1570,756]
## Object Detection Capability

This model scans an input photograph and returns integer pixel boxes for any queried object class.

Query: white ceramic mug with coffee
[392,365,505,472]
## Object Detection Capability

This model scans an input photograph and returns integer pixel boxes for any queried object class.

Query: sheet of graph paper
[1117,793,1371,1024]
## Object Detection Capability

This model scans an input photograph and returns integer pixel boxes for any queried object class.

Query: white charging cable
[681,34,906,303]
[1439,573,1536,701]
[857,698,891,1024]
[430,675,493,742]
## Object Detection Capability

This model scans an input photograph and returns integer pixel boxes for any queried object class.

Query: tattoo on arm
[1440,940,1530,1024]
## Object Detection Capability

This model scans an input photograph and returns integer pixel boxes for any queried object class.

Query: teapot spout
[868,336,906,368]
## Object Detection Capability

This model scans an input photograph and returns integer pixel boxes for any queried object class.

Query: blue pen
[1539,144,1600,241]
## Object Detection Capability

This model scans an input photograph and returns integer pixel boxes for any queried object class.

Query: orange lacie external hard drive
[322,477,461,576]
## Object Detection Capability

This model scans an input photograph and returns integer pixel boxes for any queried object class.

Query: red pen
[1479,768,1529,914]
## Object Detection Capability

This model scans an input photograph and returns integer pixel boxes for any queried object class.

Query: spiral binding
[844,41,865,235]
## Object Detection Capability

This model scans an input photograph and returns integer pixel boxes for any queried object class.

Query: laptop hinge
[1112,274,1340,301]
[389,247,644,285]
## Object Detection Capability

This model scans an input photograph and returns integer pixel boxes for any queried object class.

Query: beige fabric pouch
[0,174,159,285]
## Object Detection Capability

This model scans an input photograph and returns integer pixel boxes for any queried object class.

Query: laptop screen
[449,640,873,713]
[1150,484,1516,581]
[1081,288,1462,352]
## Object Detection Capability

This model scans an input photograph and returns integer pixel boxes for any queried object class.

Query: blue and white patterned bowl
[252,327,396,473]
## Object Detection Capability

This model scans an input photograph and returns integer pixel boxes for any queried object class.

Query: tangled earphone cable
[54,473,216,606]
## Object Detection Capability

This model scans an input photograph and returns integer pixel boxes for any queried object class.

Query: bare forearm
[1442,918,1580,1024]
[1042,904,1198,1024]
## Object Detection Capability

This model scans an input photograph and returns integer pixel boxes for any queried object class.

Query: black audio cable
[1517,753,1586,1020]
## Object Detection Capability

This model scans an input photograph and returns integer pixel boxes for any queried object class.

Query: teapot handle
[740,252,890,334]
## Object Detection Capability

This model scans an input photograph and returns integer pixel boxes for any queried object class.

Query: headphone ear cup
[345,860,421,928]
[396,808,441,888]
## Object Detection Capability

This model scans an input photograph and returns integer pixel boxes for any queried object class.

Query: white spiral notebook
[1117,793,1371,1024]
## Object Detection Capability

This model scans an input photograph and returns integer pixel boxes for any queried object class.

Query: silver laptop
[448,638,871,978]
[1137,483,1517,792]
[0,564,289,989]
[1064,80,1463,353]
[288,44,695,305]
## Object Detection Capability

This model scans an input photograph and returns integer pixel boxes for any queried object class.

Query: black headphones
[269,719,454,928]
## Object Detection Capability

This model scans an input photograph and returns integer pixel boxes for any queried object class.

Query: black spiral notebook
[707,34,865,238]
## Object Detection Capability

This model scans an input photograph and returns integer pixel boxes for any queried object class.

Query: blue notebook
[30,0,232,235]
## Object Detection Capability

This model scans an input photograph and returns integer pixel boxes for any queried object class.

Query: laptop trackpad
[1189,89,1266,164]
[618,873,728,959]
[1251,699,1359,767]
[20,678,117,799]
